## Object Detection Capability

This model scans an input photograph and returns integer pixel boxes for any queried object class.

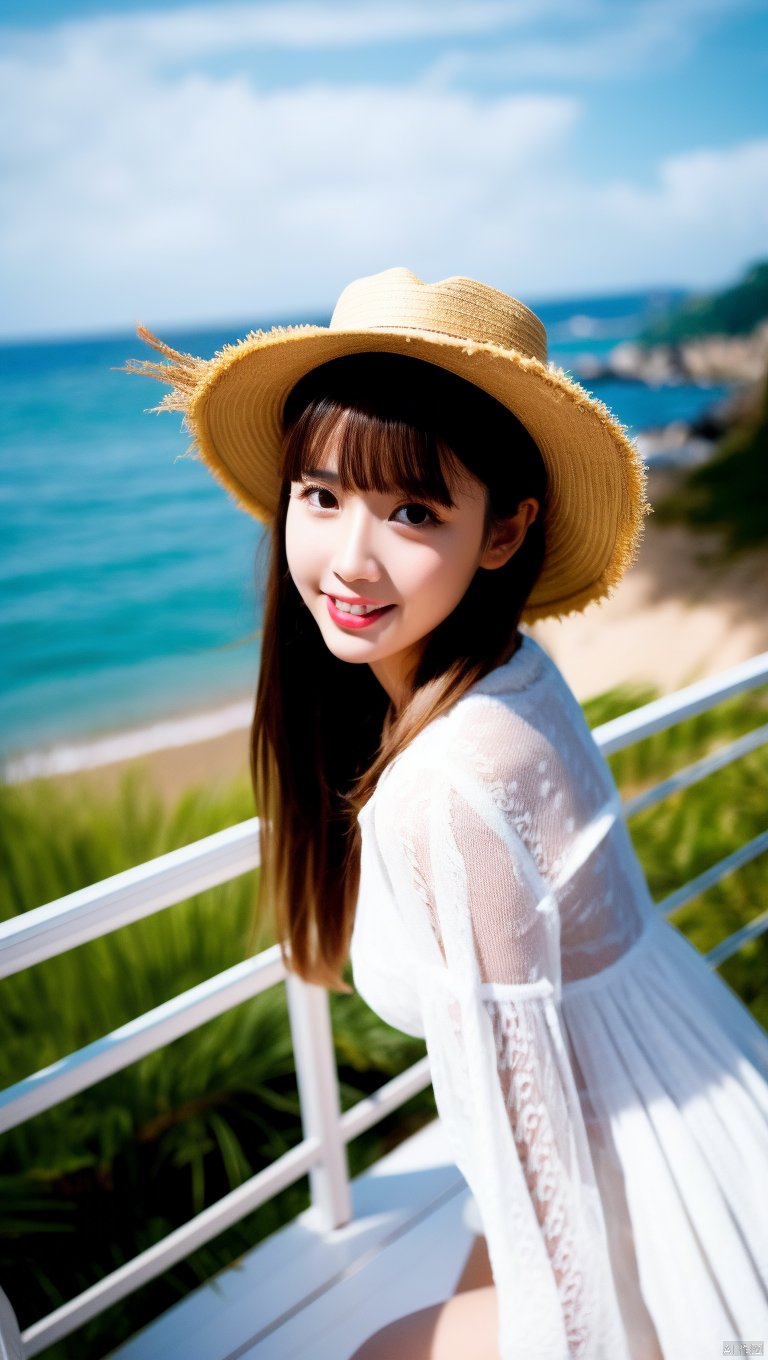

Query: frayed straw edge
[120,322,328,416]
[119,325,212,416]
[523,443,651,623]
[120,320,654,618]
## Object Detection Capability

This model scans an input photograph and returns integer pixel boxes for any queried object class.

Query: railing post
[285,974,353,1232]
[0,1285,24,1360]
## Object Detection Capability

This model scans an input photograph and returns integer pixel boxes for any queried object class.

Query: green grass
[2,680,767,1357]
[0,768,433,1358]
[585,682,768,1029]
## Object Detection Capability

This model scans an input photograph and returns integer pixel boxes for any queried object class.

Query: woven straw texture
[127,268,649,622]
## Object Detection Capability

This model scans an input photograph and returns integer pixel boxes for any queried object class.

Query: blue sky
[1,0,767,338]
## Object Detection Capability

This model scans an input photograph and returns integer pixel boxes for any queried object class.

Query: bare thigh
[348,1238,499,1360]
[453,1233,494,1294]
[347,1285,499,1360]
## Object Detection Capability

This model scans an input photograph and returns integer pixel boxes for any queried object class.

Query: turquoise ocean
[0,292,730,778]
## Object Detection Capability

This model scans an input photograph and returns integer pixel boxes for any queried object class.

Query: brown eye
[392,502,437,526]
[301,484,338,510]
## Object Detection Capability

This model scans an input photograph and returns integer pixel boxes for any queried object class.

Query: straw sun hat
[128,267,649,622]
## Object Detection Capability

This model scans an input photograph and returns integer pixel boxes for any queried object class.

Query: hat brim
[186,325,648,622]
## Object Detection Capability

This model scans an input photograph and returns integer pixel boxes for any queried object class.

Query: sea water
[0,293,730,777]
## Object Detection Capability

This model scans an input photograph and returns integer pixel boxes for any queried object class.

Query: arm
[373,755,630,1359]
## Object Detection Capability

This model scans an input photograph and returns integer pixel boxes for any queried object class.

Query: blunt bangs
[281,397,464,509]
[279,351,547,520]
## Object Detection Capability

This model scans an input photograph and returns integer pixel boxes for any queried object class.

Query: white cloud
[3,0,748,65]
[0,32,579,332]
[425,0,755,83]
[1,5,766,337]
[514,138,768,291]
[430,12,688,83]
[593,139,768,275]
[3,0,564,64]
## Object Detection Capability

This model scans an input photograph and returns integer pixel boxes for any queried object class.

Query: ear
[479,498,540,571]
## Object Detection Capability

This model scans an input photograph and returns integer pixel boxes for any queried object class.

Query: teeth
[333,598,384,616]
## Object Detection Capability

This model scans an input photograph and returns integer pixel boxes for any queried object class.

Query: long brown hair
[249,353,547,990]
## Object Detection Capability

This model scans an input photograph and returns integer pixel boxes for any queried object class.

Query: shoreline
[2,696,254,785]
[3,709,255,808]
[6,472,768,809]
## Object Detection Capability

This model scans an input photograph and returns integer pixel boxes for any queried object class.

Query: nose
[331,502,381,584]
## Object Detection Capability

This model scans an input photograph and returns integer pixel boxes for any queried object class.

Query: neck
[369,631,523,714]
[368,647,423,714]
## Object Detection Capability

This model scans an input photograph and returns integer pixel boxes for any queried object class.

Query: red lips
[325,596,394,630]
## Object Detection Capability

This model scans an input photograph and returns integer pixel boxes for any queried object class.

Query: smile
[325,596,394,629]
[333,597,385,615]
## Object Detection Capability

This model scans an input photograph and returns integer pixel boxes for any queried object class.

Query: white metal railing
[0,820,262,978]
[1,649,767,1356]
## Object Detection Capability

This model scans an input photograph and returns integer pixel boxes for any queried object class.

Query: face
[284,433,496,707]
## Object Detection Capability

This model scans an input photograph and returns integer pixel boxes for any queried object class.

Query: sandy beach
[532,472,768,697]
[10,471,768,809]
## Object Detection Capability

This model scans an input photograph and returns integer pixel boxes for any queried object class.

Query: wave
[2,697,253,783]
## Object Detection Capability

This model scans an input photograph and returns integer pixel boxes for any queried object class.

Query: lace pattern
[366,638,641,1357]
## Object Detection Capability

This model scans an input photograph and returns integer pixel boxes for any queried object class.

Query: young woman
[130,268,768,1359]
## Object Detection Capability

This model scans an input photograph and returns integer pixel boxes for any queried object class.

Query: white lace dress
[349,634,768,1359]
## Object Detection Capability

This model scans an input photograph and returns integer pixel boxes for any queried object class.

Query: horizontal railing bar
[19,1044,438,1353]
[7,653,768,1358]
[21,1133,321,1356]
[705,908,768,968]
[20,1053,437,1354]
[0,819,261,980]
[659,830,768,918]
[593,651,768,756]
[340,1056,433,1143]
[623,722,768,817]
[0,947,286,1134]
[5,653,766,983]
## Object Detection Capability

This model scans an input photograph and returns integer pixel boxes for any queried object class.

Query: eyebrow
[303,467,339,483]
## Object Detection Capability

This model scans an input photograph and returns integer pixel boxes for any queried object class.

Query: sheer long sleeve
[370,731,632,1360]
